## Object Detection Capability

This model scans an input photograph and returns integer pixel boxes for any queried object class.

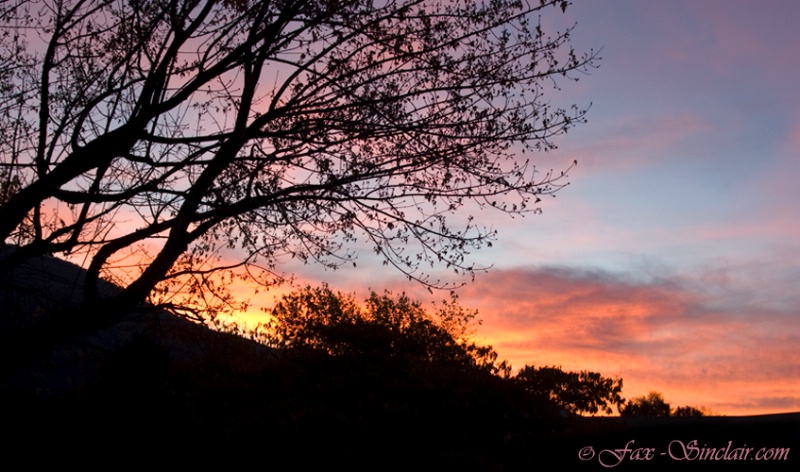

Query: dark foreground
[547,413,800,471]
[4,368,798,470]
[2,308,798,470]
[2,247,797,469]
[3,333,798,470]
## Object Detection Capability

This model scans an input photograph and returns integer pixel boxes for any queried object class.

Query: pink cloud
[450,266,800,415]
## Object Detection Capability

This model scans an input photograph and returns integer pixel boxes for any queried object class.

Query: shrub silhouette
[621,391,672,416]
[515,365,624,415]
[673,405,706,417]
[621,392,708,417]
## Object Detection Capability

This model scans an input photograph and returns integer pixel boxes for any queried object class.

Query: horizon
[223,0,800,417]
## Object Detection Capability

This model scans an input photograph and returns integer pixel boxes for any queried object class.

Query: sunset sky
[227,0,800,416]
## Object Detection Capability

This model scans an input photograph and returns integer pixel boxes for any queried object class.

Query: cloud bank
[450,265,800,415]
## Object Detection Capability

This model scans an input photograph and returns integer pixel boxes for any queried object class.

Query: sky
[227,0,800,416]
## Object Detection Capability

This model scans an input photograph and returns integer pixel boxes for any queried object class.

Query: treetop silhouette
[259,283,503,373]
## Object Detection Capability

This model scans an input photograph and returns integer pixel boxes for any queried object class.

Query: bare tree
[0,0,597,321]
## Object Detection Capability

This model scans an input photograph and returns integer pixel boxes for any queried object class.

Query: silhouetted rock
[0,244,274,399]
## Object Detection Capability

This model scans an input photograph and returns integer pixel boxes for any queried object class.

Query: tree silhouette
[620,391,672,417]
[672,405,705,417]
[261,283,503,374]
[0,0,598,322]
[620,392,709,417]
[515,365,624,415]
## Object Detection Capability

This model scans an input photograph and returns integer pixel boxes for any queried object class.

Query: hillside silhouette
[1,245,797,470]
[0,245,554,466]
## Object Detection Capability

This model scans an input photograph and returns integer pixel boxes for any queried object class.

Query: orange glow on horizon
[61,242,799,418]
